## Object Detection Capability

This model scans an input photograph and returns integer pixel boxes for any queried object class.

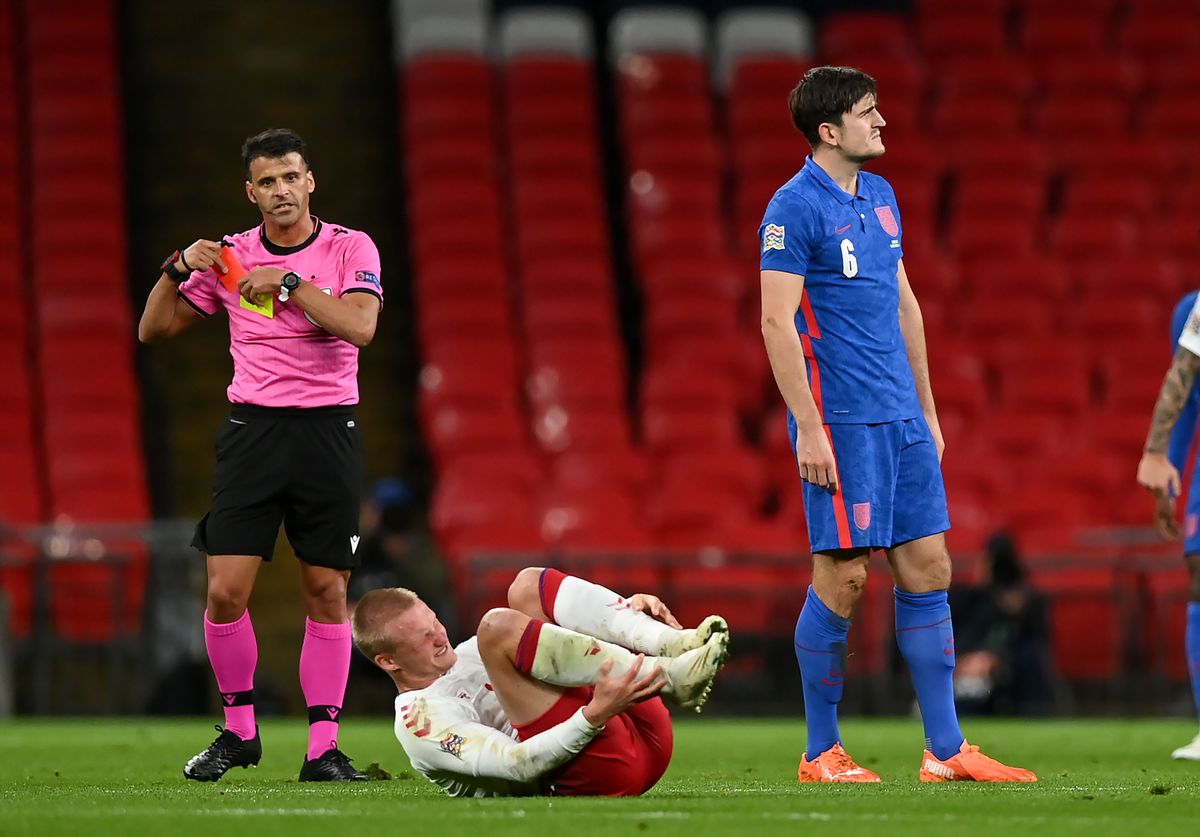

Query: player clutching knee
[351,567,729,796]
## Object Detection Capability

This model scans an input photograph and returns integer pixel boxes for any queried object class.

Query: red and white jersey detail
[393,637,599,798]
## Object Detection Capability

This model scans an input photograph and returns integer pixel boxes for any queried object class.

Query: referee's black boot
[183,725,262,781]
[299,747,368,781]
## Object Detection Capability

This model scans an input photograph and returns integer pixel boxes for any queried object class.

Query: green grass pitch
[1,717,1197,836]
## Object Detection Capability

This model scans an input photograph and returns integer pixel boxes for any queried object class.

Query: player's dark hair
[788,66,877,147]
[241,128,309,178]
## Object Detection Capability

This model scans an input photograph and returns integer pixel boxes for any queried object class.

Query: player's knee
[477,607,524,649]
[206,584,250,621]
[840,562,869,599]
[507,567,544,611]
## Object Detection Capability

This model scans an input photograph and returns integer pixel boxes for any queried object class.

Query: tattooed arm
[1137,346,1200,500]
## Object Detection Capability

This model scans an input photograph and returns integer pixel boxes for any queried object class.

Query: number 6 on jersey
[840,239,858,278]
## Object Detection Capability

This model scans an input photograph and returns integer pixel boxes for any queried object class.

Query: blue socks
[894,588,964,760]
[794,586,850,758]
[1188,602,1200,721]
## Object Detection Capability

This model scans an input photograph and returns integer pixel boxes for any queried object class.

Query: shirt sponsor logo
[439,733,466,760]
[354,270,380,287]
[763,223,785,252]
[874,206,899,236]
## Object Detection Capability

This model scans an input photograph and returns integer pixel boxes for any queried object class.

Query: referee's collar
[801,156,870,205]
[260,217,323,255]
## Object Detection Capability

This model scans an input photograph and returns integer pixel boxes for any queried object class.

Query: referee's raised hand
[181,239,228,274]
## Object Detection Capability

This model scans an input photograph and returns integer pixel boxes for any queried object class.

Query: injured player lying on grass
[350,567,729,797]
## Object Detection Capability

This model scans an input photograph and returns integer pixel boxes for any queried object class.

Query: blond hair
[352,587,419,660]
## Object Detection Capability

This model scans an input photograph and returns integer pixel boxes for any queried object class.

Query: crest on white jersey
[763,224,785,252]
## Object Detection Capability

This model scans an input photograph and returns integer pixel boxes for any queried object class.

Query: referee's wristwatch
[160,250,190,282]
[278,271,302,302]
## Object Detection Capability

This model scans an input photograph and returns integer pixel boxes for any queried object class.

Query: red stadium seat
[821,13,912,57]
[931,94,1024,141]
[659,448,770,509]
[642,405,743,455]
[954,176,1046,220]
[616,53,708,99]
[1020,14,1107,59]
[1000,369,1091,416]
[1035,55,1142,100]
[550,447,653,493]
[1029,565,1133,681]
[522,297,617,342]
[1049,214,1139,259]
[729,57,814,101]
[504,56,593,98]
[949,214,1038,260]
[917,15,1009,63]
[532,406,631,455]
[934,54,1036,100]
[1119,11,1200,61]
[960,254,1071,302]
[425,405,527,464]
[1062,172,1154,216]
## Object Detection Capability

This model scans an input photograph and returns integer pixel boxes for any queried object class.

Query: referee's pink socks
[300,617,352,760]
[203,609,258,741]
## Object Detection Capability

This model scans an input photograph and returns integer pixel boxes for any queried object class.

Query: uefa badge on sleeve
[763,223,785,252]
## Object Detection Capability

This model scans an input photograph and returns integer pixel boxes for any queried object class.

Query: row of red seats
[0,0,149,643]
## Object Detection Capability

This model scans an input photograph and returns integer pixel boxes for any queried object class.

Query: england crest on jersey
[763,223,785,252]
[874,206,899,236]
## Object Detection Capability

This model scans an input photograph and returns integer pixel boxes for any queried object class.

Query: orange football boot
[919,741,1037,782]
[798,743,881,783]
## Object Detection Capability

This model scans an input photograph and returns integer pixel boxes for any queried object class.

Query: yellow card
[240,294,274,318]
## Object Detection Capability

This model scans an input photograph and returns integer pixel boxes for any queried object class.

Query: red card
[217,246,247,292]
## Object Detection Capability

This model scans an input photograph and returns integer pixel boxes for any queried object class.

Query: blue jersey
[1169,290,1200,474]
[759,156,920,425]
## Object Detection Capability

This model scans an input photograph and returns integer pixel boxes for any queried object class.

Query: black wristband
[161,250,188,282]
[178,250,195,272]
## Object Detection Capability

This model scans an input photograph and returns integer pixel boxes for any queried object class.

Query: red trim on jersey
[800,293,822,338]
[539,568,567,622]
[823,425,854,549]
[800,335,824,419]
[514,619,544,674]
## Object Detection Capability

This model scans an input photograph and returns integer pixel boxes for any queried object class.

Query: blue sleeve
[759,194,819,277]
[1168,292,1200,472]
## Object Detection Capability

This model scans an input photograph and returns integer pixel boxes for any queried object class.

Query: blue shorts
[1184,472,1200,555]
[788,416,951,553]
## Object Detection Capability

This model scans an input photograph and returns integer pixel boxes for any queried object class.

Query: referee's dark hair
[241,128,309,178]
[788,67,878,147]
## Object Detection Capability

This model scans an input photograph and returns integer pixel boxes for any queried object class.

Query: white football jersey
[393,637,600,797]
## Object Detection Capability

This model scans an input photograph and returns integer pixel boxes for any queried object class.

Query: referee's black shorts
[192,404,364,569]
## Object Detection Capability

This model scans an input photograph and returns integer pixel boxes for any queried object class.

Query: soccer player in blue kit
[1135,290,1200,761]
[759,67,1036,783]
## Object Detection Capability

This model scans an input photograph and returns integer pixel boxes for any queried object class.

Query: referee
[139,128,383,782]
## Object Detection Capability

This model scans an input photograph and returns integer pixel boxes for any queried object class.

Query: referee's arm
[138,275,203,343]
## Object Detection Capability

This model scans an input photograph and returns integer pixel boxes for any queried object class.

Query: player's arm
[896,259,943,460]
[761,269,838,491]
[398,697,602,787]
[237,268,379,347]
[137,240,226,343]
[1138,345,1200,499]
